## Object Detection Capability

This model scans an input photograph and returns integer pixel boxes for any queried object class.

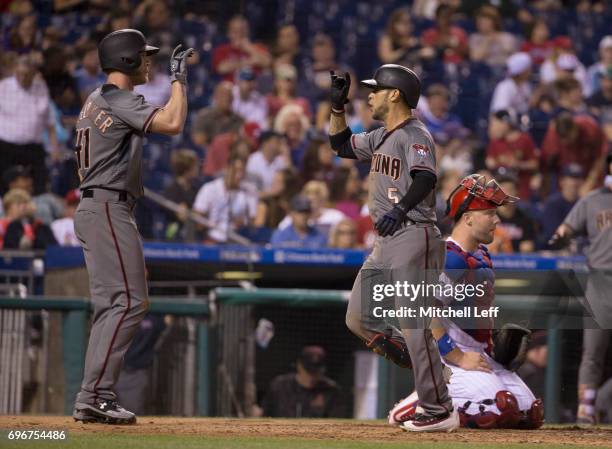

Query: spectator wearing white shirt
[278,180,345,237]
[51,189,80,246]
[246,131,289,194]
[135,54,171,106]
[232,67,269,130]
[540,53,588,95]
[586,35,612,97]
[193,156,258,243]
[490,52,533,115]
[0,55,59,195]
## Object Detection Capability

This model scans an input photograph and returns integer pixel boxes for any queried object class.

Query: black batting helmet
[360,64,421,108]
[98,29,159,74]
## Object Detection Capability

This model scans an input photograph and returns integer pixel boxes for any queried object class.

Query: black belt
[82,189,129,202]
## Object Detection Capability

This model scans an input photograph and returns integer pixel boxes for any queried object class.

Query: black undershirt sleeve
[328,127,357,159]
[397,170,437,212]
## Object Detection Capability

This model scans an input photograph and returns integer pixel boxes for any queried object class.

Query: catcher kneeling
[389,174,544,429]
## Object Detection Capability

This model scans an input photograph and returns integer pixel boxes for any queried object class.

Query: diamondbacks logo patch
[411,143,429,157]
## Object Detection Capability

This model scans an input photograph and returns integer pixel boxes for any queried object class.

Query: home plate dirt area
[1,415,611,448]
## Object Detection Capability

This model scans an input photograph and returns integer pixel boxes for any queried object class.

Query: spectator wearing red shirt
[520,18,554,66]
[541,112,609,195]
[212,15,272,82]
[267,63,311,123]
[0,188,56,249]
[329,166,361,220]
[421,5,469,65]
[486,109,538,200]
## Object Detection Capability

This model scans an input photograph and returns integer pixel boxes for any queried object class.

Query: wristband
[437,333,456,357]
[331,107,345,116]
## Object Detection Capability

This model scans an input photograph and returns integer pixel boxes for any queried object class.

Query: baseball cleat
[388,390,419,425]
[400,407,459,432]
[73,398,137,425]
[576,404,596,426]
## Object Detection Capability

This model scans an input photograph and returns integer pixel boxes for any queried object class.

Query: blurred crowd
[0,0,611,253]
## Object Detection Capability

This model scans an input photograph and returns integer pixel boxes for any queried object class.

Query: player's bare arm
[150,45,194,136]
[431,319,491,372]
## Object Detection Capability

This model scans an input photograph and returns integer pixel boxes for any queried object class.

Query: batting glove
[330,71,351,111]
[170,44,195,84]
[375,204,408,237]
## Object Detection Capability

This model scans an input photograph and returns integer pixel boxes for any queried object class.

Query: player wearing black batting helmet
[72,29,194,425]
[328,63,459,432]
[360,64,421,109]
[98,29,160,74]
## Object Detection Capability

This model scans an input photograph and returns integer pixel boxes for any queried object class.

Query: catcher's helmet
[360,64,421,108]
[446,174,519,221]
[98,29,159,74]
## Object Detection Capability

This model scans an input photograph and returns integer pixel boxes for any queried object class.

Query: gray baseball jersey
[345,118,452,416]
[73,83,160,418]
[564,186,612,269]
[565,187,612,389]
[76,85,160,198]
[350,118,437,223]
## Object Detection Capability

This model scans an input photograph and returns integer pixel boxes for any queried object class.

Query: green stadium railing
[1,289,584,422]
[212,288,585,423]
[0,296,210,415]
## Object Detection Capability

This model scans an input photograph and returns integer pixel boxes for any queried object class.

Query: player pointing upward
[72,29,193,424]
[328,64,459,432]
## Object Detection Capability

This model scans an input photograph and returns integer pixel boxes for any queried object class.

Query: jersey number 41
[75,127,91,170]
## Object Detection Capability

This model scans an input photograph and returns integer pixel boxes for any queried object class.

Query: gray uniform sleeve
[564,197,588,235]
[405,131,436,175]
[109,92,161,133]
[350,128,385,162]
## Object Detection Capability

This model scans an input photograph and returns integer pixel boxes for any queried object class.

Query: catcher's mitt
[492,323,531,371]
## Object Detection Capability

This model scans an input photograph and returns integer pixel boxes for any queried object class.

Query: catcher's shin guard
[495,390,523,428]
[366,333,412,369]
[457,391,522,429]
[459,409,499,429]
[518,398,545,429]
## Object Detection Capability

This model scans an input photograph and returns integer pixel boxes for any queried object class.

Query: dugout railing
[0,288,589,422]
[0,296,211,415]
[210,287,587,424]
[0,250,46,414]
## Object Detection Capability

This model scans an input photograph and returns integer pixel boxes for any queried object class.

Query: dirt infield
[1,416,612,447]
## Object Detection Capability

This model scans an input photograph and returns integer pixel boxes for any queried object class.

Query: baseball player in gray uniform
[328,65,458,432]
[72,29,193,424]
[552,151,612,424]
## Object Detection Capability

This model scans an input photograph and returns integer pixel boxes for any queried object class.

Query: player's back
[75,85,159,199]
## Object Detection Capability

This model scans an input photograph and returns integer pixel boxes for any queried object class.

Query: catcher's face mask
[446,174,519,221]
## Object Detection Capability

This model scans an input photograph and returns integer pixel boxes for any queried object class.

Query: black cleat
[73,398,137,425]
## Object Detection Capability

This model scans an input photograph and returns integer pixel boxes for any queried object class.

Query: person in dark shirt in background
[538,164,583,249]
[162,149,203,241]
[496,173,537,253]
[115,314,167,416]
[262,346,344,418]
[517,331,547,401]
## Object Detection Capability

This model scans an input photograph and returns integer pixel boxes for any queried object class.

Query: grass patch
[1,434,606,449]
